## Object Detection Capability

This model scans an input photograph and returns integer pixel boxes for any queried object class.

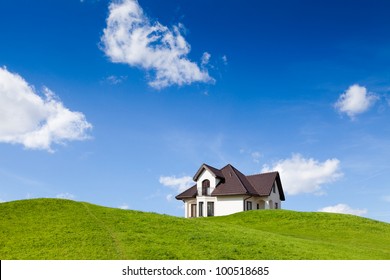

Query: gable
[195,168,222,195]
[193,163,225,181]
[247,172,285,201]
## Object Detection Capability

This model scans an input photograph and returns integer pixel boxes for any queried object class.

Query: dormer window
[202,179,210,196]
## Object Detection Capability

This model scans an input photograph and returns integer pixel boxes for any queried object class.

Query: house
[175,163,285,218]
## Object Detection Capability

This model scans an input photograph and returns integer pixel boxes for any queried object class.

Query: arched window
[202,179,210,196]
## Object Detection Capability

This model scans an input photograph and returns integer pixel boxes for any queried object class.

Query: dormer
[193,164,225,196]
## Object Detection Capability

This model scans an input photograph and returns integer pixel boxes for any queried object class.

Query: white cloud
[105,75,127,85]
[318,203,367,216]
[334,84,378,119]
[221,55,228,65]
[160,175,193,203]
[119,203,129,210]
[159,175,194,193]
[382,195,390,202]
[238,148,262,163]
[56,193,75,200]
[0,67,92,152]
[201,52,211,67]
[262,153,342,195]
[251,151,262,163]
[100,0,213,89]
[25,193,35,199]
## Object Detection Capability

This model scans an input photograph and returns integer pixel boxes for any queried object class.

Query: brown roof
[193,163,225,181]
[247,171,285,200]
[175,163,285,201]
[175,184,197,199]
[211,164,255,195]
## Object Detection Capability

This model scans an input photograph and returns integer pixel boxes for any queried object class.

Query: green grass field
[1,198,389,259]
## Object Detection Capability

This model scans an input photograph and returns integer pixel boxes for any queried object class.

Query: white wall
[197,196,217,217]
[184,176,282,217]
[196,169,220,195]
[215,196,244,216]
[268,181,282,209]
[240,181,282,211]
[184,199,196,218]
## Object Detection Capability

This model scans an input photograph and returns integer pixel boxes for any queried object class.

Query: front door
[190,204,197,217]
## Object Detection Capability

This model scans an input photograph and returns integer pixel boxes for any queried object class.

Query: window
[207,202,214,216]
[199,202,204,217]
[202,179,210,196]
[257,203,259,209]
[275,202,279,209]
[246,201,252,211]
[272,182,276,193]
[190,204,197,218]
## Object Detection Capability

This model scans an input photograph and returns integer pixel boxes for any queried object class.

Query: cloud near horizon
[318,203,367,216]
[101,0,213,89]
[118,203,129,210]
[262,154,342,195]
[159,175,194,193]
[0,67,92,152]
[56,193,75,200]
[159,175,194,202]
[334,84,378,119]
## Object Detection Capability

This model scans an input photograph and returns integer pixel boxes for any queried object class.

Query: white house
[176,163,285,218]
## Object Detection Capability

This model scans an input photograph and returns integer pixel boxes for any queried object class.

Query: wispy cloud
[251,151,262,163]
[100,0,214,89]
[382,195,390,203]
[221,55,228,65]
[118,203,129,210]
[239,148,262,163]
[318,203,367,216]
[159,175,194,193]
[201,52,211,67]
[334,84,378,119]
[104,75,127,85]
[0,67,92,152]
[56,193,75,200]
[0,168,44,187]
[262,153,342,195]
[159,175,194,202]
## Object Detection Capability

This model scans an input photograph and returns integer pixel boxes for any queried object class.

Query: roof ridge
[247,170,278,177]
[219,164,246,193]
[228,164,256,195]
[193,163,225,181]
[228,165,243,181]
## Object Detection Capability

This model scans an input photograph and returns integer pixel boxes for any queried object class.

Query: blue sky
[1,0,390,222]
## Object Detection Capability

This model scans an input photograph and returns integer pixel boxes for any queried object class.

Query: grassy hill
[1,198,389,260]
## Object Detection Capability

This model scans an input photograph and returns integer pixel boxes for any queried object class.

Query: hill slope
[1,198,389,259]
